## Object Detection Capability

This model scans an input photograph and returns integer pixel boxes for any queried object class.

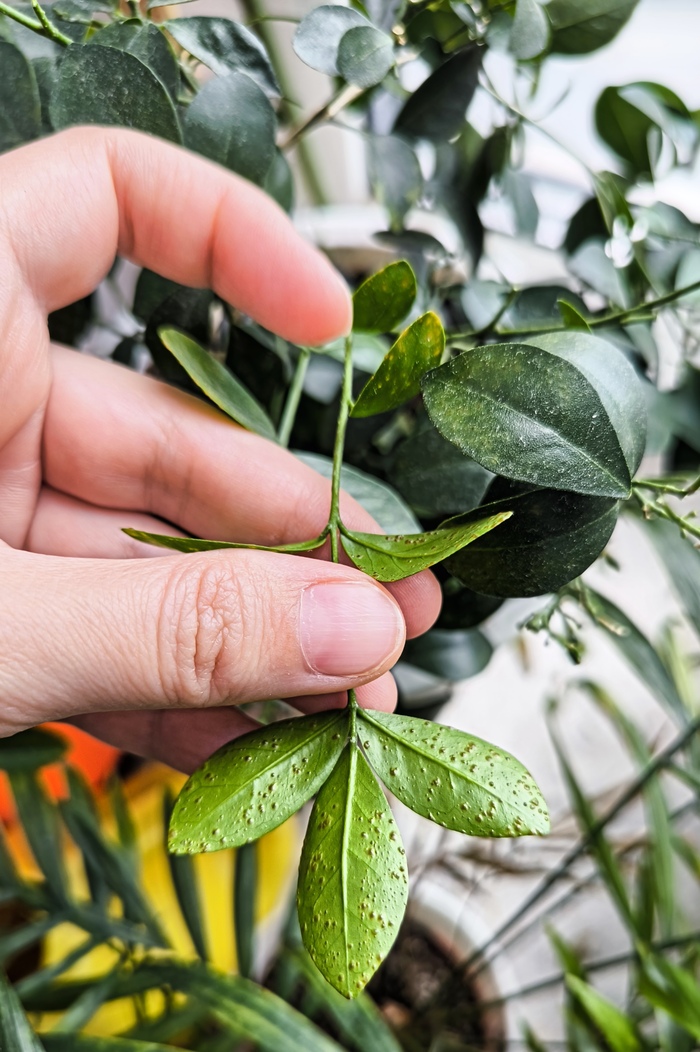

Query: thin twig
[282,83,365,151]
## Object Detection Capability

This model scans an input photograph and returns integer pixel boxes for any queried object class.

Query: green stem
[0,0,44,33]
[30,0,71,44]
[348,689,358,739]
[446,277,700,343]
[328,334,354,562]
[634,473,700,497]
[277,347,310,449]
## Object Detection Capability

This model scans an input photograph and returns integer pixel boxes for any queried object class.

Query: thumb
[0,548,405,734]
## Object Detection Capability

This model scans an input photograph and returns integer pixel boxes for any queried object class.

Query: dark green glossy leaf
[337,25,393,88]
[393,47,482,142]
[184,71,276,186]
[165,17,279,96]
[0,728,66,772]
[359,710,549,836]
[297,743,408,998]
[368,135,423,228]
[546,0,639,55]
[133,270,181,323]
[403,628,492,681]
[233,842,256,979]
[510,0,550,60]
[0,41,41,153]
[49,44,181,142]
[422,339,639,498]
[0,970,45,1052]
[566,976,643,1052]
[500,285,587,330]
[295,452,420,534]
[169,712,347,853]
[390,422,493,519]
[645,517,700,637]
[340,511,511,583]
[92,21,179,100]
[163,791,208,961]
[123,529,326,556]
[293,5,368,76]
[445,480,619,598]
[352,312,444,418]
[437,581,503,629]
[638,954,700,1039]
[158,328,276,440]
[9,771,69,905]
[352,261,417,334]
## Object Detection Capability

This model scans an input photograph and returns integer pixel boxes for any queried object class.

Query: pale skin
[0,127,441,773]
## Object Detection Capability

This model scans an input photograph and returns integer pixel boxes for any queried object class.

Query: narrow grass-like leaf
[351,312,445,418]
[9,771,69,906]
[123,529,326,555]
[163,791,208,961]
[14,937,100,1005]
[51,966,122,1033]
[44,1037,188,1052]
[352,261,416,334]
[0,915,68,969]
[340,512,511,582]
[0,969,45,1052]
[645,517,700,637]
[358,710,549,836]
[0,728,66,772]
[233,842,256,978]
[158,328,276,440]
[108,778,138,871]
[169,712,347,853]
[566,976,643,1052]
[298,743,408,998]
[639,954,700,1039]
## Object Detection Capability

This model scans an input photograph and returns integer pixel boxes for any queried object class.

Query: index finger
[3,126,351,346]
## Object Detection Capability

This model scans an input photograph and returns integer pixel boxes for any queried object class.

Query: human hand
[0,127,441,772]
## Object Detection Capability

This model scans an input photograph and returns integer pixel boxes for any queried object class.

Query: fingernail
[300,582,404,677]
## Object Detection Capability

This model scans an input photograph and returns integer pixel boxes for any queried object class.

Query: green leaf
[393,47,482,142]
[297,743,408,998]
[158,328,276,440]
[368,135,423,229]
[340,512,511,583]
[0,41,41,154]
[163,790,208,961]
[446,481,619,597]
[566,976,643,1052]
[389,422,492,519]
[263,148,294,212]
[184,71,276,186]
[579,588,686,722]
[358,710,549,837]
[546,0,640,55]
[233,842,256,979]
[49,44,181,143]
[293,4,368,76]
[422,338,640,498]
[122,529,326,556]
[0,916,68,970]
[336,25,393,88]
[402,628,492,681]
[558,299,591,330]
[0,728,66,772]
[352,312,444,418]
[0,970,45,1052]
[9,771,69,905]
[500,285,587,330]
[165,17,279,96]
[169,713,348,853]
[295,452,420,534]
[595,83,693,178]
[510,0,550,60]
[639,954,700,1039]
[645,517,700,638]
[43,1037,187,1052]
[91,21,179,99]
[352,261,417,334]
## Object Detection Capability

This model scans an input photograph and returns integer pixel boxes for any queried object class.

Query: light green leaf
[389,422,493,519]
[352,261,417,334]
[158,328,276,440]
[295,452,420,534]
[422,340,638,498]
[0,41,41,154]
[546,0,640,55]
[558,299,592,330]
[293,5,368,76]
[510,0,550,60]
[297,743,408,998]
[358,710,549,837]
[164,791,208,961]
[122,529,326,556]
[639,953,700,1039]
[337,25,393,88]
[393,47,482,142]
[368,135,423,228]
[165,17,279,96]
[352,312,444,418]
[183,72,276,186]
[91,21,179,99]
[340,511,511,582]
[0,728,66,772]
[169,713,348,853]
[566,976,643,1052]
[49,44,181,143]
[0,970,45,1052]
